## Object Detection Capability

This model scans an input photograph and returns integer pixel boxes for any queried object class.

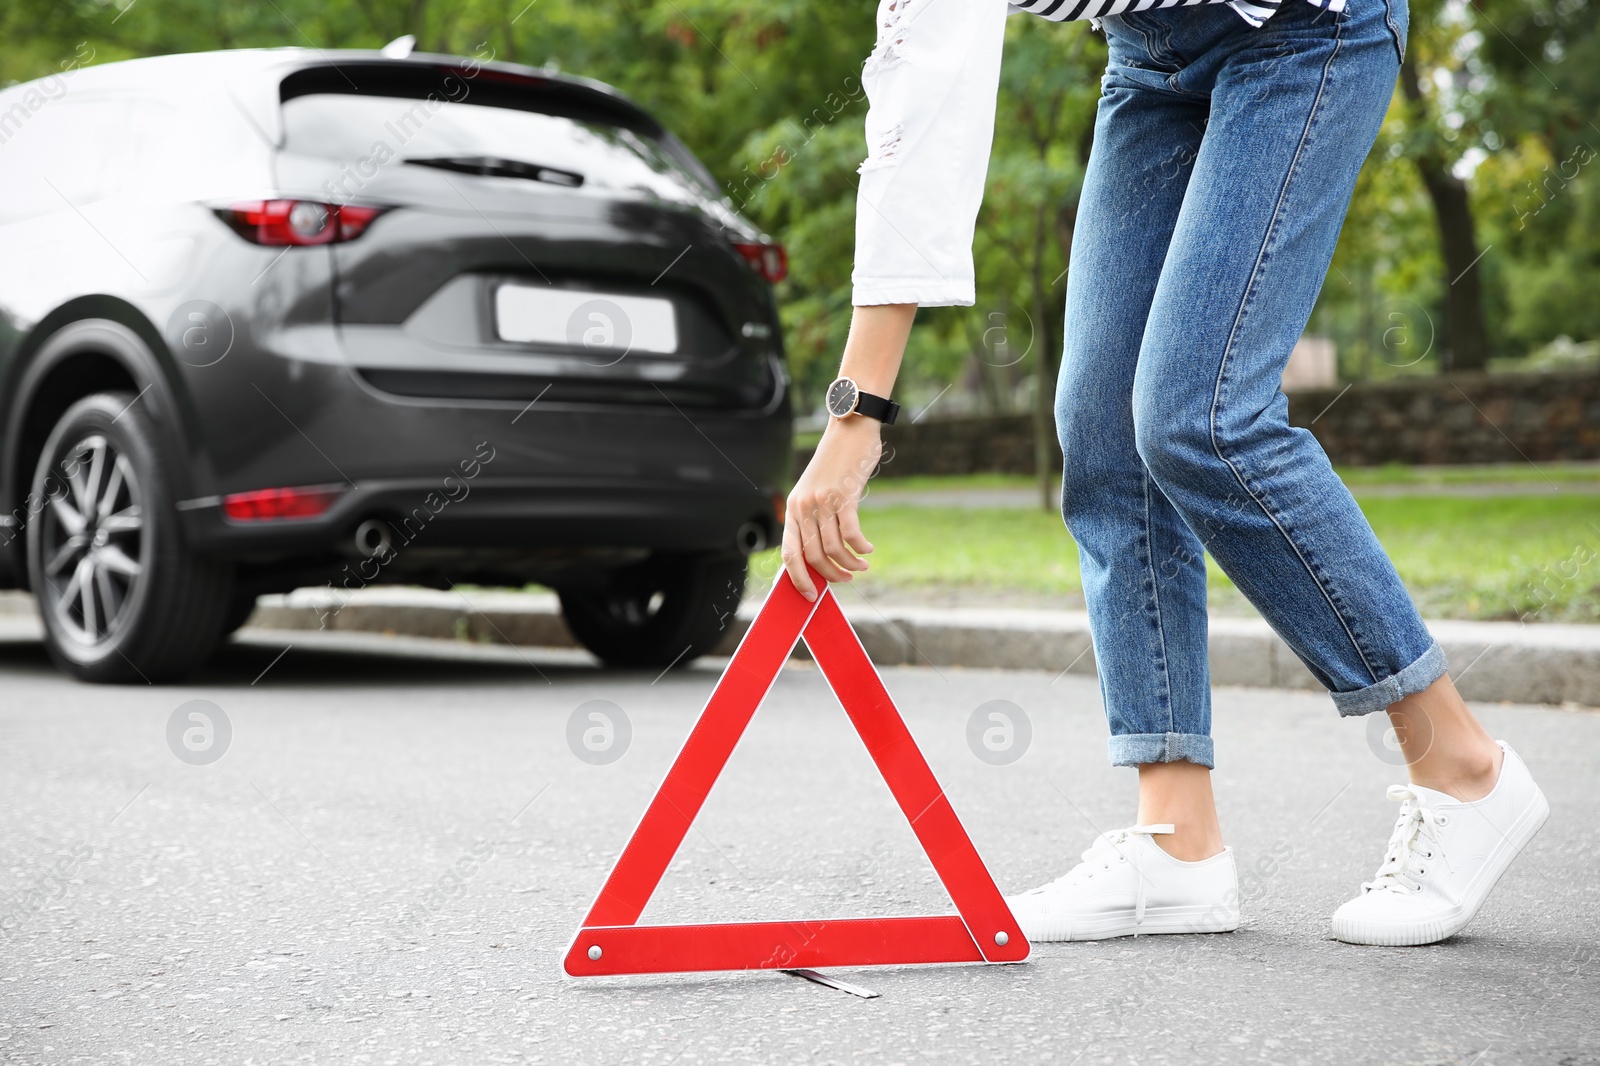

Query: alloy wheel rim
[40,434,146,647]
[607,588,666,627]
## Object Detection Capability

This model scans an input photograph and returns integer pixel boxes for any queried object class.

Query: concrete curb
[248,587,1600,708]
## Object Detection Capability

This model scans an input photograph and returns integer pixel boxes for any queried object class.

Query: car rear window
[0,89,268,225]
[281,90,715,206]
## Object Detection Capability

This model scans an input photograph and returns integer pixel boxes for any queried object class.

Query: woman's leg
[1056,15,1221,862]
[1015,8,1268,947]
[1055,13,1215,762]
[1128,0,1445,720]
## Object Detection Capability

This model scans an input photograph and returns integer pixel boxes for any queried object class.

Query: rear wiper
[403,155,584,188]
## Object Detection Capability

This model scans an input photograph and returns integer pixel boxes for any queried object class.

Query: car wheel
[559,552,746,669]
[26,392,235,683]
[221,590,260,637]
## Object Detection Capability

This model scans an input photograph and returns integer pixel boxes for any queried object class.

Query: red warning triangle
[563,564,1029,976]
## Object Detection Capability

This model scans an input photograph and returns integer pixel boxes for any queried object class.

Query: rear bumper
[179,477,780,559]
[176,316,790,570]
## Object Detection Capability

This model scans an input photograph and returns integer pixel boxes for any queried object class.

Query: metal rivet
[587,945,602,961]
[994,931,1009,947]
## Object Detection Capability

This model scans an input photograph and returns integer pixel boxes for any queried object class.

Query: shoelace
[1363,786,1443,896]
[1019,824,1175,923]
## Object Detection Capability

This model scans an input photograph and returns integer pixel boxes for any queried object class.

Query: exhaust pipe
[736,520,768,555]
[354,519,393,558]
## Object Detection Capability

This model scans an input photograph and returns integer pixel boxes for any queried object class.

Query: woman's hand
[782,415,882,601]
[782,303,915,601]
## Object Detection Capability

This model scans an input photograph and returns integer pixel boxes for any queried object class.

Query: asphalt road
[2,624,1596,1065]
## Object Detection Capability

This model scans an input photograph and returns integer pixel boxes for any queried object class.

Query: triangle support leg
[802,592,1025,963]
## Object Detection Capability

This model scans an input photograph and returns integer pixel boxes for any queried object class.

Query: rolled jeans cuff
[1331,640,1450,717]
[1108,732,1215,769]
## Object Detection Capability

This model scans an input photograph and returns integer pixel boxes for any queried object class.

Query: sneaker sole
[1331,786,1550,947]
[1020,903,1240,943]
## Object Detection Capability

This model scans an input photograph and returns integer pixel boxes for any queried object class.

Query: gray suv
[0,48,791,682]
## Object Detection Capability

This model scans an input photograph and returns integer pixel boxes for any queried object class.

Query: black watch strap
[855,391,900,425]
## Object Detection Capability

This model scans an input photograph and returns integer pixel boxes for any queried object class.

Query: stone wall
[1286,369,1600,466]
[795,370,1600,477]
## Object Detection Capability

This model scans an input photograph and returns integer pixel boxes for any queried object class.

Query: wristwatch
[825,376,900,425]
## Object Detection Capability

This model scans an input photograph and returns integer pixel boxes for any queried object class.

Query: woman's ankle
[1410,738,1503,802]
[1136,759,1225,861]
[1387,675,1503,801]
[1150,829,1226,862]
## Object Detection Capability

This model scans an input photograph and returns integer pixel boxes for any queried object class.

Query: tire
[221,589,260,637]
[559,552,746,669]
[25,392,235,683]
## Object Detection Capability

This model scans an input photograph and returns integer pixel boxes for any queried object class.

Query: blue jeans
[1057,0,1443,769]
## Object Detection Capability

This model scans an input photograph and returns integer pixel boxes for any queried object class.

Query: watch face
[826,377,859,418]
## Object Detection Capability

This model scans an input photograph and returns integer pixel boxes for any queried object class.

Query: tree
[1394,0,1495,371]
[981,17,1101,507]
[1466,0,1600,356]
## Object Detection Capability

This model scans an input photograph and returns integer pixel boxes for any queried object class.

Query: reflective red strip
[222,485,346,521]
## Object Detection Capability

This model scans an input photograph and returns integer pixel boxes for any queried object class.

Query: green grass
[1332,461,1600,487]
[865,473,1049,493]
[1351,496,1600,621]
[751,493,1600,622]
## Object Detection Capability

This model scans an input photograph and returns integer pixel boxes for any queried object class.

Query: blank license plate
[494,285,678,355]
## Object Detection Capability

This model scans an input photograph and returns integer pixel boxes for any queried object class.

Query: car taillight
[734,242,788,283]
[223,484,347,521]
[219,200,385,246]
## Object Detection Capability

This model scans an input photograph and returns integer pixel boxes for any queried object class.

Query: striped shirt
[1010,0,1347,31]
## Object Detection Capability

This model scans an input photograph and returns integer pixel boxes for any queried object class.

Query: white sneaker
[1331,740,1549,946]
[1004,824,1239,942]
